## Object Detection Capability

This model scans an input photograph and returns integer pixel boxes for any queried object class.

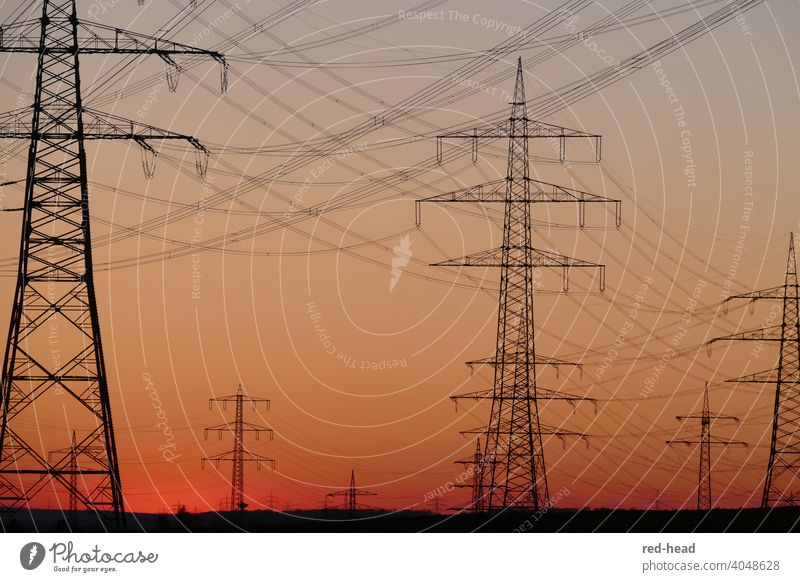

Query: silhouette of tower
[417,58,620,511]
[0,0,225,528]
[202,386,274,512]
[325,469,376,518]
[47,430,80,527]
[710,234,800,507]
[455,438,485,511]
[666,385,746,510]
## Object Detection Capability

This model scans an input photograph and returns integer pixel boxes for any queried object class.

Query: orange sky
[1,0,799,515]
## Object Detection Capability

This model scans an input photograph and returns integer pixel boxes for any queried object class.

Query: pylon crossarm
[709,436,748,447]
[202,451,275,466]
[707,325,783,345]
[0,19,227,92]
[433,246,605,291]
[725,369,778,384]
[666,437,746,447]
[241,421,273,432]
[0,108,210,178]
[466,355,582,377]
[460,426,491,436]
[461,425,586,440]
[326,489,376,497]
[433,246,601,268]
[724,285,785,303]
[350,489,377,496]
[451,387,594,404]
[415,180,620,227]
[74,20,224,58]
[438,119,600,141]
[436,119,601,164]
[0,20,43,50]
[210,393,271,405]
[666,438,700,446]
[676,413,739,423]
[204,422,272,434]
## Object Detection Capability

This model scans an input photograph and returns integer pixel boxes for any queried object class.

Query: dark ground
[2,506,800,533]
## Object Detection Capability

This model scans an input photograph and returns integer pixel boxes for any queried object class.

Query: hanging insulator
[165,59,180,92]
[140,144,156,179]
[220,60,229,94]
[195,147,208,179]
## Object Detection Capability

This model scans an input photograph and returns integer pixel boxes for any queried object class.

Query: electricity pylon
[454,438,484,511]
[709,233,800,508]
[417,58,620,511]
[47,430,79,527]
[324,469,376,518]
[666,385,747,510]
[202,386,274,513]
[0,0,225,529]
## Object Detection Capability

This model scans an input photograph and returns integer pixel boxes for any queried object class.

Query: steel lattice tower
[417,58,620,511]
[667,385,746,510]
[324,469,376,518]
[0,0,225,528]
[202,386,274,512]
[47,430,79,527]
[455,438,485,511]
[709,233,800,507]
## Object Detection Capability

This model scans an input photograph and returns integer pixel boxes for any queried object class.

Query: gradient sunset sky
[0,0,799,515]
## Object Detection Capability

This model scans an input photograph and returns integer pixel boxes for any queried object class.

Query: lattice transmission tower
[46,430,78,527]
[0,0,225,529]
[417,58,620,511]
[202,386,274,513]
[709,233,800,507]
[324,469,376,518]
[454,438,484,511]
[666,384,746,510]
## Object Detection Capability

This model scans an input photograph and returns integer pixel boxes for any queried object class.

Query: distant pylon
[202,386,275,512]
[0,0,225,529]
[46,430,81,527]
[417,58,620,511]
[455,438,484,511]
[666,385,747,510]
[325,469,376,518]
[709,234,800,507]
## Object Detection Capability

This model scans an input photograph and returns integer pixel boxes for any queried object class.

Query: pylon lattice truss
[202,386,274,513]
[418,58,621,511]
[0,0,225,529]
[666,385,747,511]
[708,234,800,508]
[324,470,377,518]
